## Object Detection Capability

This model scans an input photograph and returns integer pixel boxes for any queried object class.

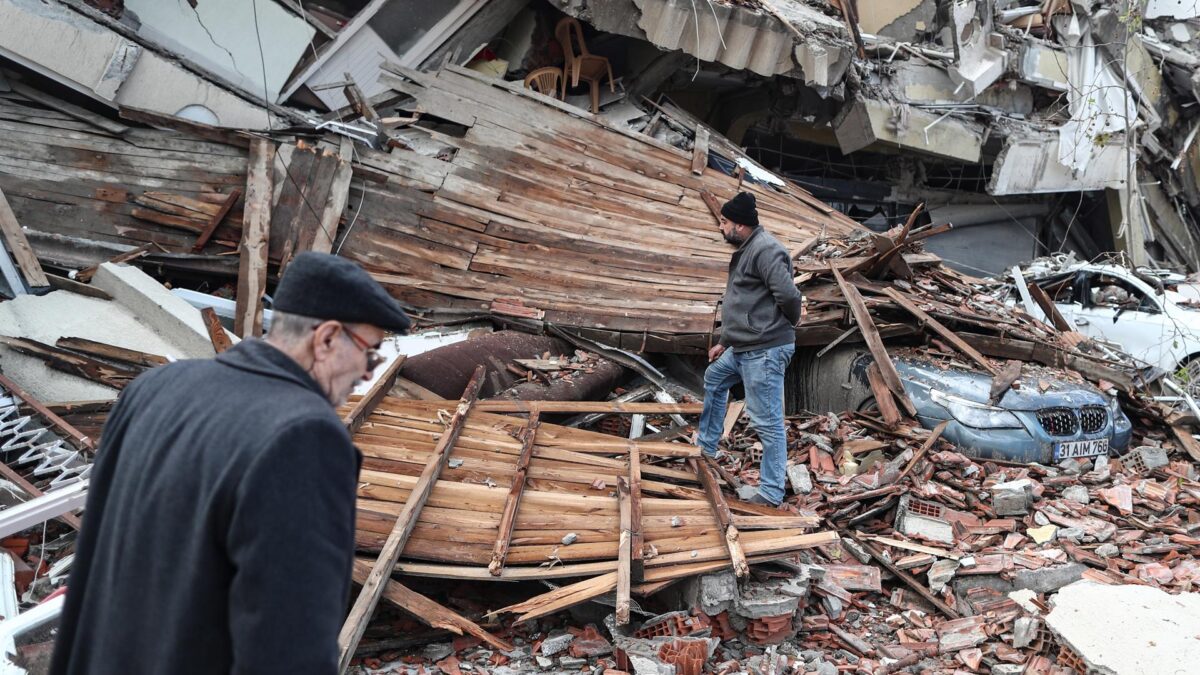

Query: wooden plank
[882,288,998,375]
[691,127,709,175]
[74,243,155,284]
[865,362,901,426]
[190,188,241,253]
[314,136,354,255]
[54,337,168,368]
[350,559,511,651]
[616,475,632,625]
[235,138,273,338]
[832,266,916,415]
[337,366,485,674]
[859,532,961,560]
[699,190,723,225]
[488,412,540,576]
[689,458,748,577]
[722,400,745,440]
[0,186,48,287]
[118,106,251,149]
[473,400,703,414]
[0,372,94,452]
[199,308,233,354]
[498,531,841,623]
[1028,283,1072,332]
[962,332,1133,392]
[0,336,140,389]
[6,80,130,135]
[846,531,959,618]
[895,420,949,483]
[988,360,1023,406]
[45,273,111,300]
[628,446,644,583]
[343,356,408,435]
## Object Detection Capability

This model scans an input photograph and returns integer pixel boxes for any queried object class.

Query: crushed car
[788,347,1132,465]
[1015,258,1200,389]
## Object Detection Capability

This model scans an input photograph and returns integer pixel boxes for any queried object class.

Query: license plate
[1055,438,1109,461]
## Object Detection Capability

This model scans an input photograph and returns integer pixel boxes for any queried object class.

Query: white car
[1022,263,1200,384]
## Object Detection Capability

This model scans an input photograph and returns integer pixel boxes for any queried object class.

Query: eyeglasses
[341,325,385,372]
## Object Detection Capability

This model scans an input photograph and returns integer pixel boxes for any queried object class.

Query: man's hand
[708,344,726,362]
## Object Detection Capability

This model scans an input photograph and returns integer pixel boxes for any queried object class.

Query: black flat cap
[721,191,759,228]
[273,252,411,334]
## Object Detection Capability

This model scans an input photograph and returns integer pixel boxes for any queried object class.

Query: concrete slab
[833,98,983,163]
[987,132,1128,195]
[1017,42,1070,92]
[92,262,218,360]
[0,289,191,402]
[1047,581,1200,674]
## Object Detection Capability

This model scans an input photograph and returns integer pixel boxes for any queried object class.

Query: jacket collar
[730,226,764,260]
[216,339,328,400]
[739,226,764,250]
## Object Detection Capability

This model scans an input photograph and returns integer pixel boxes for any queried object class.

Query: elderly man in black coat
[50,252,411,675]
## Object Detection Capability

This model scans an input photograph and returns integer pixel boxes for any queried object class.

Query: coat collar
[215,339,328,401]
[729,226,765,263]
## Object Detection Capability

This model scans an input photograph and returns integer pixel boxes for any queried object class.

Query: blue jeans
[697,343,795,505]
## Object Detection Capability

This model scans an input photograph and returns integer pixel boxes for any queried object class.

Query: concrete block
[735,580,801,619]
[0,274,223,401]
[927,559,960,593]
[894,494,955,545]
[1095,543,1119,558]
[1017,42,1069,91]
[1057,527,1084,543]
[946,0,1007,97]
[1062,486,1090,504]
[1125,446,1170,473]
[856,0,935,41]
[697,571,738,615]
[991,479,1034,516]
[1047,581,1200,674]
[540,633,574,656]
[991,666,1024,675]
[987,132,1129,195]
[954,563,1087,599]
[92,262,220,358]
[833,97,983,163]
[787,463,813,494]
[1012,617,1039,649]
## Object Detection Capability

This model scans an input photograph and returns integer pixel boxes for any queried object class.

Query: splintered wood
[346,394,836,624]
[339,63,858,350]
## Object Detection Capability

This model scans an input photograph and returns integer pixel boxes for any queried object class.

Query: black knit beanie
[720,192,759,227]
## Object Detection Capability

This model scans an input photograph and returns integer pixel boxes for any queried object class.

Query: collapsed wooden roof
[348,392,836,629]
[333,64,860,350]
[0,64,858,348]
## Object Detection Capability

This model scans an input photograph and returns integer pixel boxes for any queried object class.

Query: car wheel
[858,397,879,414]
[785,345,875,415]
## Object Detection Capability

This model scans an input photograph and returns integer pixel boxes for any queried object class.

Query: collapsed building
[3,0,1199,282]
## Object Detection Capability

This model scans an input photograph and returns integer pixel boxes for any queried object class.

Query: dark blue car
[786,347,1132,465]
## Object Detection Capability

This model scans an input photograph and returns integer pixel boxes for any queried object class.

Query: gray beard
[723,231,746,246]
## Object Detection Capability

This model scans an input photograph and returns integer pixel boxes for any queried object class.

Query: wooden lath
[333,62,861,347]
[344,393,834,633]
[337,367,485,673]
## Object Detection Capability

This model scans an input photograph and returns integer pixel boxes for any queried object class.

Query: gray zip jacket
[718,227,803,352]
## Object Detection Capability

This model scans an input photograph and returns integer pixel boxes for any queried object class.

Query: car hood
[893,355,1111,411]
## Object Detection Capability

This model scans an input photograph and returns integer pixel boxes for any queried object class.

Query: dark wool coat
[50,339,360,675]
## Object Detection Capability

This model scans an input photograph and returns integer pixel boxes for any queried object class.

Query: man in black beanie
[52,252,411,675]
[697,191,803,506]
